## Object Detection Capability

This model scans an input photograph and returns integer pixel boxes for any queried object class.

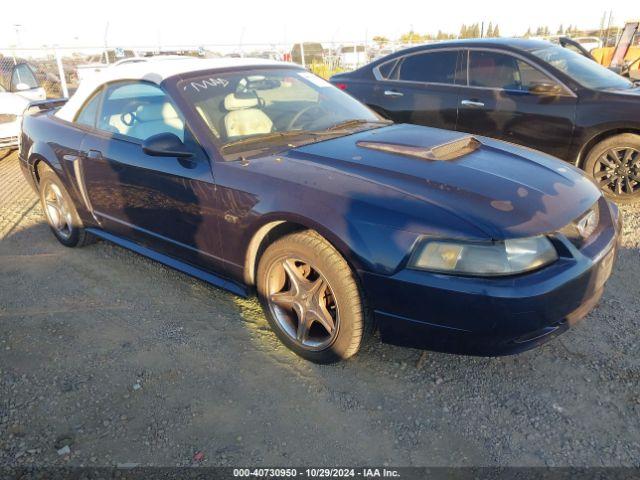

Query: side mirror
[528,82,563,96]
[142,133,193,158]
[15,82,32,92]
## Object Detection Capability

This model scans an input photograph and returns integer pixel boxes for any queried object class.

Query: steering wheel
[120,100,146,127]
[287,104,331,131]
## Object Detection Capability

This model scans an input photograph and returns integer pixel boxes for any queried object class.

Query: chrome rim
[593,147,640,196]
[266,257,339,350]
[43,183,73,239]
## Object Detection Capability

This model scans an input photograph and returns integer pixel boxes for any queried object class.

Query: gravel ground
[1,151,639,467]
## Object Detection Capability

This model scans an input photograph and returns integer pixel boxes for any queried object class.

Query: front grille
[559,201,601,249]
[0,136,18,149]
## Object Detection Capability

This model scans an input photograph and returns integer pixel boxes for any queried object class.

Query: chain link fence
[0,41,413,99]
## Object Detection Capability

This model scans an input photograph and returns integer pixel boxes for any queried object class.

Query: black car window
[516,61,556,89]
[531,45,633,90]
[11,64,39,91]
[75,89,103,128]
[97,81,185,142]
[468,51,557,91]
[397,51,458,84]
[376,59,397,79]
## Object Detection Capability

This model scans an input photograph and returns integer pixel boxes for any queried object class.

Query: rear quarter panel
[572,90,640,162]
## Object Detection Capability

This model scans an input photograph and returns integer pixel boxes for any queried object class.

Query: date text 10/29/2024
[233,468,401,478]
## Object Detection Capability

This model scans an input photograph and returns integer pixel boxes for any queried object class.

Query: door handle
[461,99,485,108]
[85,149,103,160]
[384,90,404,97]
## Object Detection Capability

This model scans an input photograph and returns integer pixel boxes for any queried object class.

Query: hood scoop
[356,135,481,161]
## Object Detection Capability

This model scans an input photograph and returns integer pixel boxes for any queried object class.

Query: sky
[0,0,635,49]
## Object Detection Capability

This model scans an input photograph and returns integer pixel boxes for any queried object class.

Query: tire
[38,169,95,247]
[256,230,369,363]
[584,133,640,203]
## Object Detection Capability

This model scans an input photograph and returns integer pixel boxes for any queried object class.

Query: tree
[557,24,564,35]
[399,30,424,44]
[460,24,468,39]
[493,24,500,37]
[436,30,454,40]
[372,36,389,48]
[486,22,494,38]
[524,27,532,38]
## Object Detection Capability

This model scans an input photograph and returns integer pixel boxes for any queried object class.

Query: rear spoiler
[25,98,68,115]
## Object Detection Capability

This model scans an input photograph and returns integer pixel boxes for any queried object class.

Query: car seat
[223,93,273,139]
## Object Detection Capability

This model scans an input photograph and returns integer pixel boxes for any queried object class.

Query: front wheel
[256,230,369,363]
[584,133,640,203]
[38,169,95,247]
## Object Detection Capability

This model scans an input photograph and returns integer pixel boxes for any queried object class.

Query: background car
[19,59,619,364]
[572,36,603,52]
[288,42,324,65]
[0,57,46,151]
[338,44,368,69]
[330,38,640,202]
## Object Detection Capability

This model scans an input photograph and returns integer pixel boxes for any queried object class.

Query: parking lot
[1,150,639,467]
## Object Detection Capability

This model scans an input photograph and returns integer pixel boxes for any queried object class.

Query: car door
[456,49,577,160]
[76,80,225,271]
[367,49,463,130]
[11,63,46,101]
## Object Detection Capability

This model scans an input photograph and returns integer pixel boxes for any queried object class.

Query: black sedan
[331,38,640,202]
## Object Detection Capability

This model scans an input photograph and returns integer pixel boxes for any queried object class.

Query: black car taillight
[0,114,17,124]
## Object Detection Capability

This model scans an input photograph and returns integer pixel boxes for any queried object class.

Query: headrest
[224,93,258,111]
[475,57,496,69]
[135,102,179,122]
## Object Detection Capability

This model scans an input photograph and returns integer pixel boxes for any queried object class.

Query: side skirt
[86,228,249,298]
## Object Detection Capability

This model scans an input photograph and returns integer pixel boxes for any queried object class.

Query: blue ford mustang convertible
[19,58,620,363]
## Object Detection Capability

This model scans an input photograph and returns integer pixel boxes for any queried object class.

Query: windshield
[179,68,383,154]
[531,45,633,90]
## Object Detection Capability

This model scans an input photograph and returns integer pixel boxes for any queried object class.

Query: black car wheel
[257,230,369,363]
[585,134,640,203]
[38,169,95,247]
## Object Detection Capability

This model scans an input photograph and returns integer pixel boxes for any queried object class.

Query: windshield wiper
[325,118,393,131]
[221,130,337,151]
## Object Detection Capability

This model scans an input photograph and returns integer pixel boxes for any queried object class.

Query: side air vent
[356,136,481,161]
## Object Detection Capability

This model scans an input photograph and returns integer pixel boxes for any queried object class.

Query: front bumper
[0,136,18,150]
[0,119,20,150]
[361,199,621,356]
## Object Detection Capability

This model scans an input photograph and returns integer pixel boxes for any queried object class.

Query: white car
[573,36,603,53]
[0,59,46,151]
[338,45,368,70]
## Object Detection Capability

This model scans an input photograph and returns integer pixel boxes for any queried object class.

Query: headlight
[409,236,558,276]
[0,114,17,125]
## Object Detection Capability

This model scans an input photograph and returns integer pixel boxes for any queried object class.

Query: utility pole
[103,22,110,63]
[12,24,22,65]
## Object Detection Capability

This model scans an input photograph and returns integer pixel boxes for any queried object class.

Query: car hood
[288,124,601,239]
[602,85,640,97]
[0,92,30,114]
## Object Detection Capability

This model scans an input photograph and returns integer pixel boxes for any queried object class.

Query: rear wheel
[256,230,368,363]
[584,134,640,203]
[38,169,95,247]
